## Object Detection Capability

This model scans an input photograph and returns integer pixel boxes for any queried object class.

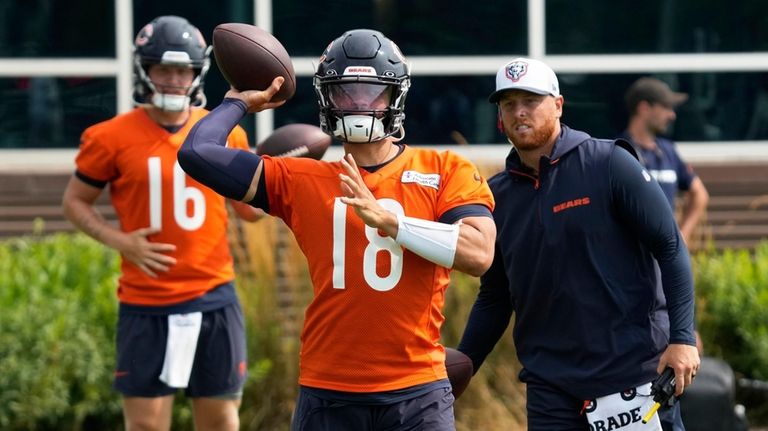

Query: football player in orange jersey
[62,16,263,431]
[179,29,496,430]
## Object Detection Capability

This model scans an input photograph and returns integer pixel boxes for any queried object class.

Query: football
[212,23,296,101]
[446,347,474,399]
[256,124,331,160]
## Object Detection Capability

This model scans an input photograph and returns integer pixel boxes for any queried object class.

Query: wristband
[395,214,460,268]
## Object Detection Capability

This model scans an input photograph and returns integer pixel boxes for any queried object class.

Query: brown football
[212,23,296,101]
[446,347,474,399]
[256,124,331,160]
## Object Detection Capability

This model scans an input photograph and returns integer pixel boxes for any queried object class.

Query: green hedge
[2,233,767,429]
[694,242,768,380]
[693,242,768,425]
[0,233,122,430]
[0,233,297,430]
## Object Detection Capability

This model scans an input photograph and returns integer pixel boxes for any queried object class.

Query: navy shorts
[526,379,684,430]
[290,386,455,431]
[113,302,247,398]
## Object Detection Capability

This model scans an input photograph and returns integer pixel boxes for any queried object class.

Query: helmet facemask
[318,80,408,143]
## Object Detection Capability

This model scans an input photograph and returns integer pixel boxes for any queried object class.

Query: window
[0,77,115,148]
[0,0,114,57]
[560,72,768,141]
[0,0,766,149]
[547,0,768,54]
[274,0,526,56]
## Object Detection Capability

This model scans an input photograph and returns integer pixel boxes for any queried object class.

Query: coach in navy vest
[458,58,700,430]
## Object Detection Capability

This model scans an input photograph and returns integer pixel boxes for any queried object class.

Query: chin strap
[390,125,405,142]
[395,214,461,268]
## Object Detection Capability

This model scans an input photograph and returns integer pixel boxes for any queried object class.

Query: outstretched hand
[338,154,397,237]
[225,76,287,113]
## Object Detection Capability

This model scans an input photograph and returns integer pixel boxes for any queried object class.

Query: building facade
[1,0,768,152]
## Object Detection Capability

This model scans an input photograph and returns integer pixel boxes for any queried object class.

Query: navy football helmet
[314,29,411,143]
[132,15,211,111]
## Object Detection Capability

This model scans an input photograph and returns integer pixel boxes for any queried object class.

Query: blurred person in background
[62,15,263,431]
[620,77,709,246]
[621,77,711,430]
[458,58,699,430]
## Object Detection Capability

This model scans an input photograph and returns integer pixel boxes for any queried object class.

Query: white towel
[586,382,662,430]
[159,312,203,388]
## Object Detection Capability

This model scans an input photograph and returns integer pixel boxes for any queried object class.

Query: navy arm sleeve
[457,242,514,373]
[178,98,264,202]
[609,145,696,345]
[440,204,493,225]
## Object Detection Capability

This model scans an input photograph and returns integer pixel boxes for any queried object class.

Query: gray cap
[625,77,688,111]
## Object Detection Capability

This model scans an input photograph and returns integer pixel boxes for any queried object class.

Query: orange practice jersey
[263,145,494,392]
[76,108,249,305]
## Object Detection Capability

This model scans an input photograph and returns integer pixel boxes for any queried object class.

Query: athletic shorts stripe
[113,302,247,398]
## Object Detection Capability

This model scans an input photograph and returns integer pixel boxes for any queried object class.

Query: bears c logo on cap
[506,61,528,82]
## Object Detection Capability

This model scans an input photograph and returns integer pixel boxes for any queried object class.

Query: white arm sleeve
[394,214,461,268]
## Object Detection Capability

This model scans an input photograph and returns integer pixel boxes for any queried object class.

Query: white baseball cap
[488,57,560,103]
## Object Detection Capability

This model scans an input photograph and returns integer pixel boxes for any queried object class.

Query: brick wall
[1,164,767,249]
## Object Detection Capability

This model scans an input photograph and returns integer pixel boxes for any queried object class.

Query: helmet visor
[328,83,393,111]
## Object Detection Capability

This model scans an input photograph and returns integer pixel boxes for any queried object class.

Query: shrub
[694,241,768,380]
[0,233,122,430]
[4,231,767,429]
[693,241,768,425]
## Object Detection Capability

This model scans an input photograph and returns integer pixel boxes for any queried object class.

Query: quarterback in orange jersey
[179,29,496,431]
[62,16,262,431]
